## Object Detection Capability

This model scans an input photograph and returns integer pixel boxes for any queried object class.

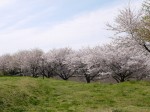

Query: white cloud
[0,7,115,54]
[0,0,15,7]
[0,0,143,55]
[3,6,56,31]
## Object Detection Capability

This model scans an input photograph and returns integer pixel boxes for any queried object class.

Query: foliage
[43,48,75,80]
[107,2,150,52]
[102,38,150,82]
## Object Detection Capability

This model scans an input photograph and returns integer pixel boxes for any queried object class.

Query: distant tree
[38,54,54,79]
[11,50,31,76]
[45,48,75,80]
[0,54,13,75]
[67,47,105,83]
[40,54,56,78]
[26,49,43,77]
[102,38,150,83]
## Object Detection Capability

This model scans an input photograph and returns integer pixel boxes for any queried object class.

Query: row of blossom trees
[0,0,150,83]
[0,38,149,83]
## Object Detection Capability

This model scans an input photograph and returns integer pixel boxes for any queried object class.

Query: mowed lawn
[0,77,150,112]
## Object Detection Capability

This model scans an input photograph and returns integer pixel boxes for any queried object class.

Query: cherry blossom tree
[107,4,150,53]
[26,49,44,77]
[11,50,31,76]
[66,47,106,83]
[106,1,150,82]
[0,54,13,75]
[44,48,75,80]
[102,38,150,83]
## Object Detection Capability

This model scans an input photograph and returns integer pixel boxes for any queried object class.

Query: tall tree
[107,2,150,53]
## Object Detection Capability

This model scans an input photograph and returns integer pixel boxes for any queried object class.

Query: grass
[0,76,150,112]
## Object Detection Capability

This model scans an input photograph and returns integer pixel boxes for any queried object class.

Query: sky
[0,0,143,55]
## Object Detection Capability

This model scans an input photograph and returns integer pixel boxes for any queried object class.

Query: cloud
[0,7,115,54]
[3,6,56,31]
[0,0,143,55]
[0,0,15,7]
[37,0,143,49]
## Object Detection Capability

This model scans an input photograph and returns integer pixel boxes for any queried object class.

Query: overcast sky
[0,0,143,55]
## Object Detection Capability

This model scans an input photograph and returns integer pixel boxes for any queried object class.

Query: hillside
[0,77,150,112]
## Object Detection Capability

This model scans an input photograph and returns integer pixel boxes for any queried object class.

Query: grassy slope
[0,77,150,112]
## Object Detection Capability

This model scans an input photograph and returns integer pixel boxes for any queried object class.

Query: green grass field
[0,77,150,112]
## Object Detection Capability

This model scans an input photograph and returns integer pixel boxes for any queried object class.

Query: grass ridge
[0,77,150,112]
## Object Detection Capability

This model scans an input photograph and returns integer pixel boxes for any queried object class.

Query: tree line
[0,0,150,83]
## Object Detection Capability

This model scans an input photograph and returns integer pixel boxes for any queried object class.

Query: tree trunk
[86,77,91,83]
[120,78,125,82]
